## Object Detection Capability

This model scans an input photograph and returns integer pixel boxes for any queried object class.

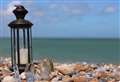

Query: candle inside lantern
[20,48,28,64]
[16,48,28,64]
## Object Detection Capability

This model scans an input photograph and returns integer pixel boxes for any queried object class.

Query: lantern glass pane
[19,29,23,48]
[19,29,28,64]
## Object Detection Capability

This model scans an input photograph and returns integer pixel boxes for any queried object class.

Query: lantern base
[10,64,26,74]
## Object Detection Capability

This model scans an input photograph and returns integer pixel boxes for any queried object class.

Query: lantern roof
[8,5,33,28]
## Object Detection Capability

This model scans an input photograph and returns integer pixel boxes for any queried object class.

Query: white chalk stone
[20,72,26,79]
[2,76,16,82]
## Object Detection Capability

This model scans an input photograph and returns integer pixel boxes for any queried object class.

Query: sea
[0,38,120,64]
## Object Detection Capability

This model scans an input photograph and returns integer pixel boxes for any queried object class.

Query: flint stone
[72,76,87,82]
[62,76,73,82]
[51,76,62,82]
[55,64,75,75]
[89,78,99,82]
[74,64,89,72]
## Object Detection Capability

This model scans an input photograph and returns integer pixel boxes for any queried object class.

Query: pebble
[2,76,16,82]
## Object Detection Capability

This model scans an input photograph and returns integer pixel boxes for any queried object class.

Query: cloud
[44,16,59,23]
[7,1,21,14]
[33,3,90,23]
[48,3,91,16]
[49,4,58,9]
[63,3,90,15]
[0,9,7,16]
[0,0,34,16]
[0,1,22,16]
[34,11,44,17]
[22,0,33,6]
[103,4,118,13]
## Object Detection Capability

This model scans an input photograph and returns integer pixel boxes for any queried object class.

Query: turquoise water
[0,38,120,64]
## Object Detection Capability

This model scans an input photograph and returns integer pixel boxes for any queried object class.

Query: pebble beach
[0,0,119,81]
[0,57,119,82]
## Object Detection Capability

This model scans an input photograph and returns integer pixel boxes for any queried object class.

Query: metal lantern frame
[8,5,33,72]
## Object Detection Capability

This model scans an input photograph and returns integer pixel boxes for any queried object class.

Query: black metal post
[10,29,13,65]
[13,29,16,65]
[30,28,32,62]
[27,28,30,63]
[17,29,20,65]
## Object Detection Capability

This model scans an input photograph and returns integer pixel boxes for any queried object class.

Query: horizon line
[0,37,120,40]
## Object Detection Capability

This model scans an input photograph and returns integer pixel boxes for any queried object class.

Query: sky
[0,0,120,38]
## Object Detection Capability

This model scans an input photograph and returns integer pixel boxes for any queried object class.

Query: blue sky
[0,0,119,38]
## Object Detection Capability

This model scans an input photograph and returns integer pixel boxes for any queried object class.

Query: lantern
[8,5,33,72]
